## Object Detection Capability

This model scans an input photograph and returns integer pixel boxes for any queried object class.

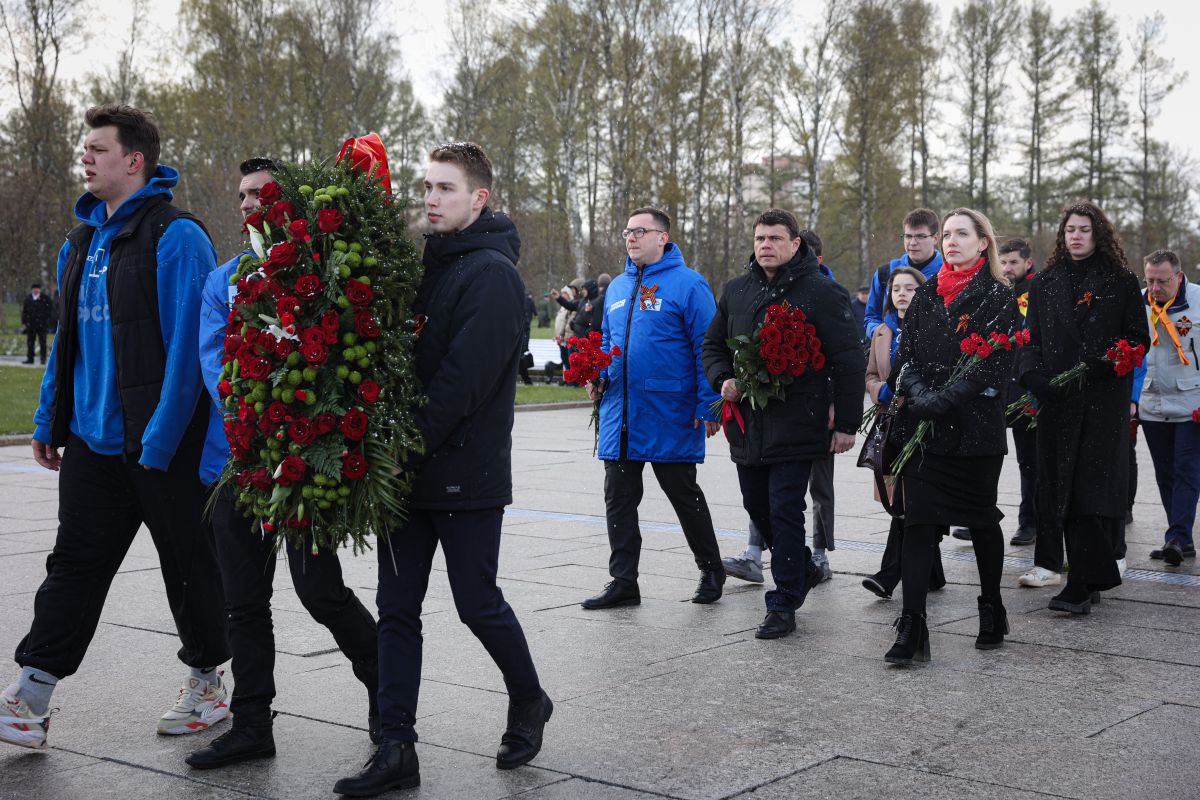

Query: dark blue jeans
[1141,420,1200,548]
[375,508,542,742]
[736,461,815,612]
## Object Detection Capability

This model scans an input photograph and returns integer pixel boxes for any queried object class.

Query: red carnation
[355,310,381,339]
[976,342,994,359]
[258,181,283,205]
[960,337,978,356]
[289,218,312,243]
[341,451,368,481]
[265,201,294,229]
[278,455,307,485]
[295,274,323,300]
[345,280,374,307]
[301,342,328,366]
[288,416,317,445]
[358,380,381,405]
[317,208,344,234]
[340,408,369,441]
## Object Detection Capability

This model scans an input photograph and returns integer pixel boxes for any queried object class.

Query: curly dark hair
[1044,201,1128,273]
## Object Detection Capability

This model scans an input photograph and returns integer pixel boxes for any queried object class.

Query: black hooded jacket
[408,208,526,510]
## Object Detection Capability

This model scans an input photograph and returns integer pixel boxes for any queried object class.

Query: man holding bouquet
[702,209,864,639]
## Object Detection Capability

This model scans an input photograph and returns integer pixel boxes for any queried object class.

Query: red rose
[358,380,381,404]
[242,211,266,232]
[224,334,243,357]
[355,310,381,339]
[345,280,374,307]
[315,412,338,434]
[301,342,328,366]
[265,201,294,229]
[340,407,369,441]
[258,181,283,205]
[341,451,368,481]
[289,218,312,242]
[317,208,344,234]
[788,362,807,378]
[321,310,342,332]
[266,401,291,425]
[265,241,301,270]
[274,337,296,359]
[278,454,307,485]
[760,326,783,345]
[217,379,232,399]
[811,351,826,370]
[276,295,300,319]
[766,357,788,376]
[300,326,324,347]
[241,355,272,381]
[295,274,323,300]
[250,468,272,492]
[237,402,257,424]
[288,416,317,445]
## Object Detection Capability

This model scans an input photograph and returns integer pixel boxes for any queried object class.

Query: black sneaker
[861,576,893,600]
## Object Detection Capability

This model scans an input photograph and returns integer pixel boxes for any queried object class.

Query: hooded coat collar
[422,206,521,269]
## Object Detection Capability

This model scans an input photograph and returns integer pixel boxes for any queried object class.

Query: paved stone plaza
[1,405,1198,799]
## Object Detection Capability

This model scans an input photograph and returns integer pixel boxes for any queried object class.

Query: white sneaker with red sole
[157,671,230,735]
[0,688,53,749]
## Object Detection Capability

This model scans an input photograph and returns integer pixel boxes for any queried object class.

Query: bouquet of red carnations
[710,302,825,430]
[1006,338,1145,428]
[890,330,1015,477]
[216,135,425,552]
[563,331,622,454]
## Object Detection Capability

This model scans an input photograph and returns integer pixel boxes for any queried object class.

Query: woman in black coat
[884,208,1018,665]
[1017,202,1148,614]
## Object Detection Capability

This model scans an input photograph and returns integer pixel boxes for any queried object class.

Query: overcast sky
[54,0,1200,173]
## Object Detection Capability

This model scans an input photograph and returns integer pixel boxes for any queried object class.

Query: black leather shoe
[755,610,796,639]
[496,690,553,770]
[185,724,276,770]
[581,580,640,609]
[951,527,971,541]
[862,576,893,599]
[1010,526,1036,546]
[334,739,420,797]
[1150,543,1195,559]
[1048,584,1092,615]
[1163,542,1184,567]
[975,595,1009,650]
[691,566,725,604]
[885,609,930,665]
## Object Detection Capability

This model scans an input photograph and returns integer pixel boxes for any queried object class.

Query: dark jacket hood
[747,241,819,284]
[422,206,520,268]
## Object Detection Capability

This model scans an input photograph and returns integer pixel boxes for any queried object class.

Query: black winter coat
[888,266,1018,458]
[702,245,865,465]
[22,293,53,332]
[1017,255,1148,520]
[1005,268,1036,427]
[408,208,526,510]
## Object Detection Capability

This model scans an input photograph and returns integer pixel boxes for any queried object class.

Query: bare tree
[1072,0,1126,207]
[1020,0,1072,234]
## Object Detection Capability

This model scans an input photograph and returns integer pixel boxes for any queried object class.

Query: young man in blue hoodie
[1,105,229,750]
[862,208,943,340]
[183,158,381,771]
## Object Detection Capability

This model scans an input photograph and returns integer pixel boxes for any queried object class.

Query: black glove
[897,369,930,399]
[1021,371,1060,404]
[907,380,981,420]
[1084,356,1115,381]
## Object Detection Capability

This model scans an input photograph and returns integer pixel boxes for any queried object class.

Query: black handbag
[856,395,904,517]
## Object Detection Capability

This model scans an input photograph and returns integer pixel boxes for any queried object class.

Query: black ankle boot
[884,609,930,665]
[1048,582,1092,615]
[333,739,419,797]
[975,595,1009,650]
[691,565,726,604]
[185,723,275,769]
[496,690,553,770]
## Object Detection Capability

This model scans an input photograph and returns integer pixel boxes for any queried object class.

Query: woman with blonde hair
[861,266,947,600]
[882,208,1018,665]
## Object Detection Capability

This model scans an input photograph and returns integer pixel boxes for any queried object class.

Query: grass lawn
[530,324,555,339]
[515,383,589,405]
[0,366,44,436]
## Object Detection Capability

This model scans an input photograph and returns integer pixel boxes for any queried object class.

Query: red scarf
[936,257,985,307]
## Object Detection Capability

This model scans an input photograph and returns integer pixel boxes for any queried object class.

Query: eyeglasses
[902,234,934,242]
[621,228,665,240]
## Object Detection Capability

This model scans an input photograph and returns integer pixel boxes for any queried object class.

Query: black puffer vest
[50,196,211,459]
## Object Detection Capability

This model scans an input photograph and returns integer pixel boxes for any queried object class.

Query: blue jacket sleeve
[32,242,71,445]
[140,219,217,470]
[199,263,235,407]
[687,279,721,421]
[864,268,885,339]
[1131,359,1147,404]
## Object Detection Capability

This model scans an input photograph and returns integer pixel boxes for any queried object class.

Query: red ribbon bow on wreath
[336,132,393,195]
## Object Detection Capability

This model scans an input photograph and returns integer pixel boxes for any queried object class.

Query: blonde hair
[940,207,1008,286]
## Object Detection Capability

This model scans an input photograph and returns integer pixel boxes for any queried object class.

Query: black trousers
[210,486,378,725]
[902,522,1003,614]
[26,329,47,362]
[1064,515,1122,592]
[874,516,945,594]
[375,508,541,742]
[736,460,816,612]
[15,434,228,679]
[809,456,835,550]
[1012,425,1038,530]
[603,460,721,583]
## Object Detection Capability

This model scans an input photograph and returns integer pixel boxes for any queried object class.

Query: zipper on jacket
[1191,339,1198,370]
[619,266,643,460]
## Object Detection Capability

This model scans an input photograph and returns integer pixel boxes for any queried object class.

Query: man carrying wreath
[702,209,864,640]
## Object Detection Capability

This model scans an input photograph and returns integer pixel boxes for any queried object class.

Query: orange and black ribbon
[1077,291,1094,308]
[956,314,970,333]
